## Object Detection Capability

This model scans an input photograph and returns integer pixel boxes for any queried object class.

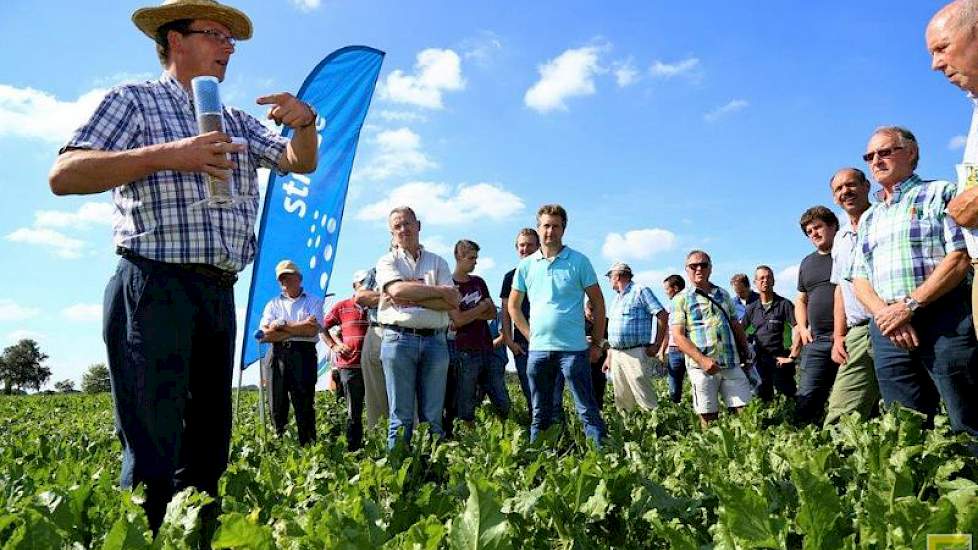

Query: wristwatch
[298,103,318,128]
[903,296,921,314]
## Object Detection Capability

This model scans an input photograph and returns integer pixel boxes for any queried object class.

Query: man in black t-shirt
[794,206,840,425]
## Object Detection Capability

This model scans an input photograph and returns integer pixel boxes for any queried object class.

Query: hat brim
[276,269,299,278]
[132,3,253,42]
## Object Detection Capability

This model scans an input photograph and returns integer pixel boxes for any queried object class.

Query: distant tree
[81,363,111,394]
[0,339,51,394]
[54,379,76,393]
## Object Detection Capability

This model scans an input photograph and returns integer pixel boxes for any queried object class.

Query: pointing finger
[256,92,291,105]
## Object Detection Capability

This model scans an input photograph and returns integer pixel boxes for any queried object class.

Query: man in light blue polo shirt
[508,204,608,446]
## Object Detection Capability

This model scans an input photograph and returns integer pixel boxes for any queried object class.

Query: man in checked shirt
[47,0,318,532]
[850,126,978,454]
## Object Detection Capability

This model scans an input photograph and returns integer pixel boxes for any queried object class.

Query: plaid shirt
[849,174,966,302]
[670,285,740,369]
[60,72,289,272]
[608,281,664,349]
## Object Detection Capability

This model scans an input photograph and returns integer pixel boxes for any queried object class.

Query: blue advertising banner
[241,46,384,370]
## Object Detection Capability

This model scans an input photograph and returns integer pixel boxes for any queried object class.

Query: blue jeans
[527,350,606,447]
[380,329,449,449]
[795,335,838,425]
[456,349,511,420]
[666,349,687,404]
[103,256,235,532]
[869,287,978,449]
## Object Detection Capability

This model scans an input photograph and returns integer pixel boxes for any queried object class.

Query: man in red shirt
[322,271,371,450]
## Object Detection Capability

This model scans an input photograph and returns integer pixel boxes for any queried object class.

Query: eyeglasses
[184,29,236,47]
[686,262,711,270]
[862,146,903,163]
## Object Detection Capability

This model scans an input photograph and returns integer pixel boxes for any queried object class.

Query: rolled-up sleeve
[375,254,401,292]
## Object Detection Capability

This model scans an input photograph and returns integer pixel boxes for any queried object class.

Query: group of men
[46,0,978,535]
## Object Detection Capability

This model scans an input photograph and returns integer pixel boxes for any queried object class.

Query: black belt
[611,344,646,351]
[273,340,317,350]
[117,247,237,287]
[848,319,870,328]
[369,322,382,328]
[382,324,443,337]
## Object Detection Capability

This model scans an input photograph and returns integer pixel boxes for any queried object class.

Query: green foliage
[53,379,76,393]
[81,363,111,394]
[1,382,976,549]
[0,339,50,393]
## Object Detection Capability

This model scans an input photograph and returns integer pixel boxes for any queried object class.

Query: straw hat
[132,0,253,42]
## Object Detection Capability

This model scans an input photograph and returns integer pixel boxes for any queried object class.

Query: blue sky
[0,0,968,387]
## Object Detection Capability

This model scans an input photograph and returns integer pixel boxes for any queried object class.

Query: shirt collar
[532,246,569,261]
[280,289,307,300]
[616,281,634,295]
[159,71,191,104]
[874,173,922,204]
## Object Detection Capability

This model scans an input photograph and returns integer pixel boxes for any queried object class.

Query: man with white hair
[850,126,978,452]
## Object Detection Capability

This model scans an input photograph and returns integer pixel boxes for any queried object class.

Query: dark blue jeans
[795,335,839,425]
[666,349,687,404]
[753,347,797,402]
[527,350,606,447]
[456,349,511,420]
[514,351,563,424]
[103,256,235,532]
[869,287,978,449]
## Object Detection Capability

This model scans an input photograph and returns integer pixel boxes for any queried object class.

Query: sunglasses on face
[686,262,711,270]
[862,146,904,163]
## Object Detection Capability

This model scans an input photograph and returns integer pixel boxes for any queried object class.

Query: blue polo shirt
[512,246,599,352]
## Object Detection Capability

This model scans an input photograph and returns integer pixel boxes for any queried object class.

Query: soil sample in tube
[191,76,232,206]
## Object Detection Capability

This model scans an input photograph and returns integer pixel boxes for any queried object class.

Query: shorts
[686,365,752,414]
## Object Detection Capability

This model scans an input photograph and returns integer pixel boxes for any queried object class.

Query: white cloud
[61,304,102,323]
[949,135,968,150]
[649,57,701,79]
[0,299,41,322]
[473,256,496,276]
[353,127,437,181]
[422,235,452,255]
[774,264,800,298]
[461,31,503,65]
[0,84,107,144]
[613,58,639,87]
[601,228,678,260]
[289,0,321,11]
[34,202,114,229]
[375,110,427,123]
[356,181,524,225]
[379,48,465,109]
[5,227,87,259]
[524,46,603,113]
[704,99,749,122]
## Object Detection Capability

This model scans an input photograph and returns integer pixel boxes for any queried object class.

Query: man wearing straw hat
[48,0,319,533]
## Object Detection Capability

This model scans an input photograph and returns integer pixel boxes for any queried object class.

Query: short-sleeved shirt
[260,290,324,343]
[376,246,453,329]
[798,251,835,338]
[830,220,872,327]
[500,268,531,347]
[670,285,740,369]
[60,72,289,272]
[607,281,664,349]
[488,308,509,367]
[849,174,966,302]
[744,293,794,355]
[512,246,599,352]
[322,297,369,367]
[454,275,493,351]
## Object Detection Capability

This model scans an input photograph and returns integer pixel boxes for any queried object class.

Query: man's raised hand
[256,93,315,129]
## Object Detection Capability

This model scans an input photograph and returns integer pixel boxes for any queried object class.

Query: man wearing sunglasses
[849,126,978,454]
[927,1,978,338]
[670,250,752,428]
[47,0,319,533]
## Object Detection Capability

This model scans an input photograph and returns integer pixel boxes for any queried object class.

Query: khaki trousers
[361,325,389,428]
[824,323,879,426]
[609,347,659,412]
